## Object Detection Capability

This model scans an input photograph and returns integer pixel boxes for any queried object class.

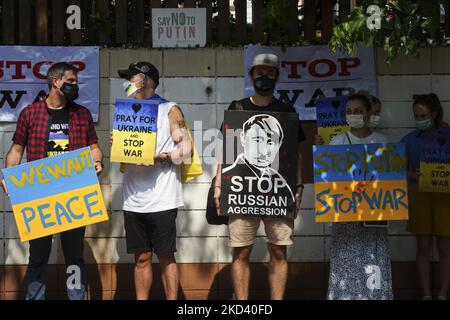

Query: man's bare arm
[165,105,192,163]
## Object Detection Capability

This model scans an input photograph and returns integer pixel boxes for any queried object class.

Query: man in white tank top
[117,62,192,300]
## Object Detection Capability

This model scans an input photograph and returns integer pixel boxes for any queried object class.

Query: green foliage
[329,0,442,64]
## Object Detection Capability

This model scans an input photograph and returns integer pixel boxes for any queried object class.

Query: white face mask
[346,114,366,129]
[369,115,381,128]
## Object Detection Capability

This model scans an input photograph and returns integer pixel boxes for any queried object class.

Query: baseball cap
[250,53,280,71]
[118,62,160,88]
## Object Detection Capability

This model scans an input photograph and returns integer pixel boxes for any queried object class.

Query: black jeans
[25,226,87,300]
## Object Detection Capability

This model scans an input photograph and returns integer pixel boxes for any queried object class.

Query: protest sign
[2,147,108,242]
[0,46,99,122]
[221,110,298,218]
[111,99,158,165]
[419,132,450,193]
[313,143,409,222]
[316,96,349,145]
[152,8,206,48]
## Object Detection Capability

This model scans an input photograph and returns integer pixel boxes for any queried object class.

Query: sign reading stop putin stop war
[244,45,376,120]
[419,132,450,193]
[2,147,108,242]
[313,143,409,223]
[316,96,349,145]
[221,110,298,218]
[111,99,158,165]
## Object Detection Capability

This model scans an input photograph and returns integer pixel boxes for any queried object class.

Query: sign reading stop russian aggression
[244,45,376,120]
[221,110,298,218]
[419,132,450,193]
[316,96,349,145]
[0,46,99,122]
[313,143,409,222]
[111,99,158,165]
[152,8,206,48]
[2,147,108,242]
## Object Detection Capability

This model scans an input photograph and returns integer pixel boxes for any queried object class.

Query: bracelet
[296,183,304,189]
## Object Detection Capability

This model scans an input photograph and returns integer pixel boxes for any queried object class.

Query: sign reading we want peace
[2,147,108,242]
[313,143,409,222]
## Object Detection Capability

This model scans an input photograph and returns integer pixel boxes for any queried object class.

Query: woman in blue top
[400,93,450,300]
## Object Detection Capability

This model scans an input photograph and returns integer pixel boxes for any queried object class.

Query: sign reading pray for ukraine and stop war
[2,147,108,242]
[111,99,158,165]
[316,96,349,145]
[221,110,298,218]
[313,143,409,222]
[419,132,450,193]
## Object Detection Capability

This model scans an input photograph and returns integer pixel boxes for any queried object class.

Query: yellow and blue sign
[419,133,450,193]
[2,147,108,242]
[315,96,349,145]
[313,143,409,222]
[111,99,158,165]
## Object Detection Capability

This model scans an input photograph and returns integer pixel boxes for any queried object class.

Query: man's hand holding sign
[2,147,108,242]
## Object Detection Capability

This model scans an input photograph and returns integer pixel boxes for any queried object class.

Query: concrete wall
[0,47,449,299]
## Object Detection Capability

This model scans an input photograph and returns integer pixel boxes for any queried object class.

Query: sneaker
[422,295,433,300]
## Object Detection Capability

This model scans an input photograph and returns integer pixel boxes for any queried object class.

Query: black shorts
[123,208,178,256]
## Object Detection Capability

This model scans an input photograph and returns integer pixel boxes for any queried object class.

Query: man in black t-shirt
[214,53,306,300]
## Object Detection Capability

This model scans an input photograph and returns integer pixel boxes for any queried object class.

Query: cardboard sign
[111,99,158,165]
[152,8,206,48]
[0,46,99,122]
[313,143,409,222]
[316,96,349,145]
[2,147,108,242]
[244,45,377,120]
[419,132,450,193]
[221,110,298,218]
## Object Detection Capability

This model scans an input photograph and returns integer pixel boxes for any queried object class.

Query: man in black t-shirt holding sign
[214,53,306,300]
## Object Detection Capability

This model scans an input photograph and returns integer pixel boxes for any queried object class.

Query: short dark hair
[242,114,284,142]
[346,93,372,112]
[47,62,78,89]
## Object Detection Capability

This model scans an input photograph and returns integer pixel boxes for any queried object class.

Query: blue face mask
[416,119,433,131]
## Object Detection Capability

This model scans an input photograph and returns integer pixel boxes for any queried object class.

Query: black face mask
[253,75,276,96]
[60,82,79,101]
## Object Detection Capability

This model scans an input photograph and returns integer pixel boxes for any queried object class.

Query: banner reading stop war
[2,147,108,242]
[419,132,450,193]
[0,46,99,122]
[111,99,158,165]
[244,45,376,120]
[313,143,409,223]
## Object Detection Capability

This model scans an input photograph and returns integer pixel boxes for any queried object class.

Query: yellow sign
[111,99,158,165]
[313,143,409,222]
[419,133,450,193]
[2,148,109,242]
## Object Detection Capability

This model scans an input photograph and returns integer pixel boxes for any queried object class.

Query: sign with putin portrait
[111,99,158,165]
[2,147,108,242]
[0,46,99,122]
[244,45,376,120]
[220,110,298,218]
[313,143,409,223]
